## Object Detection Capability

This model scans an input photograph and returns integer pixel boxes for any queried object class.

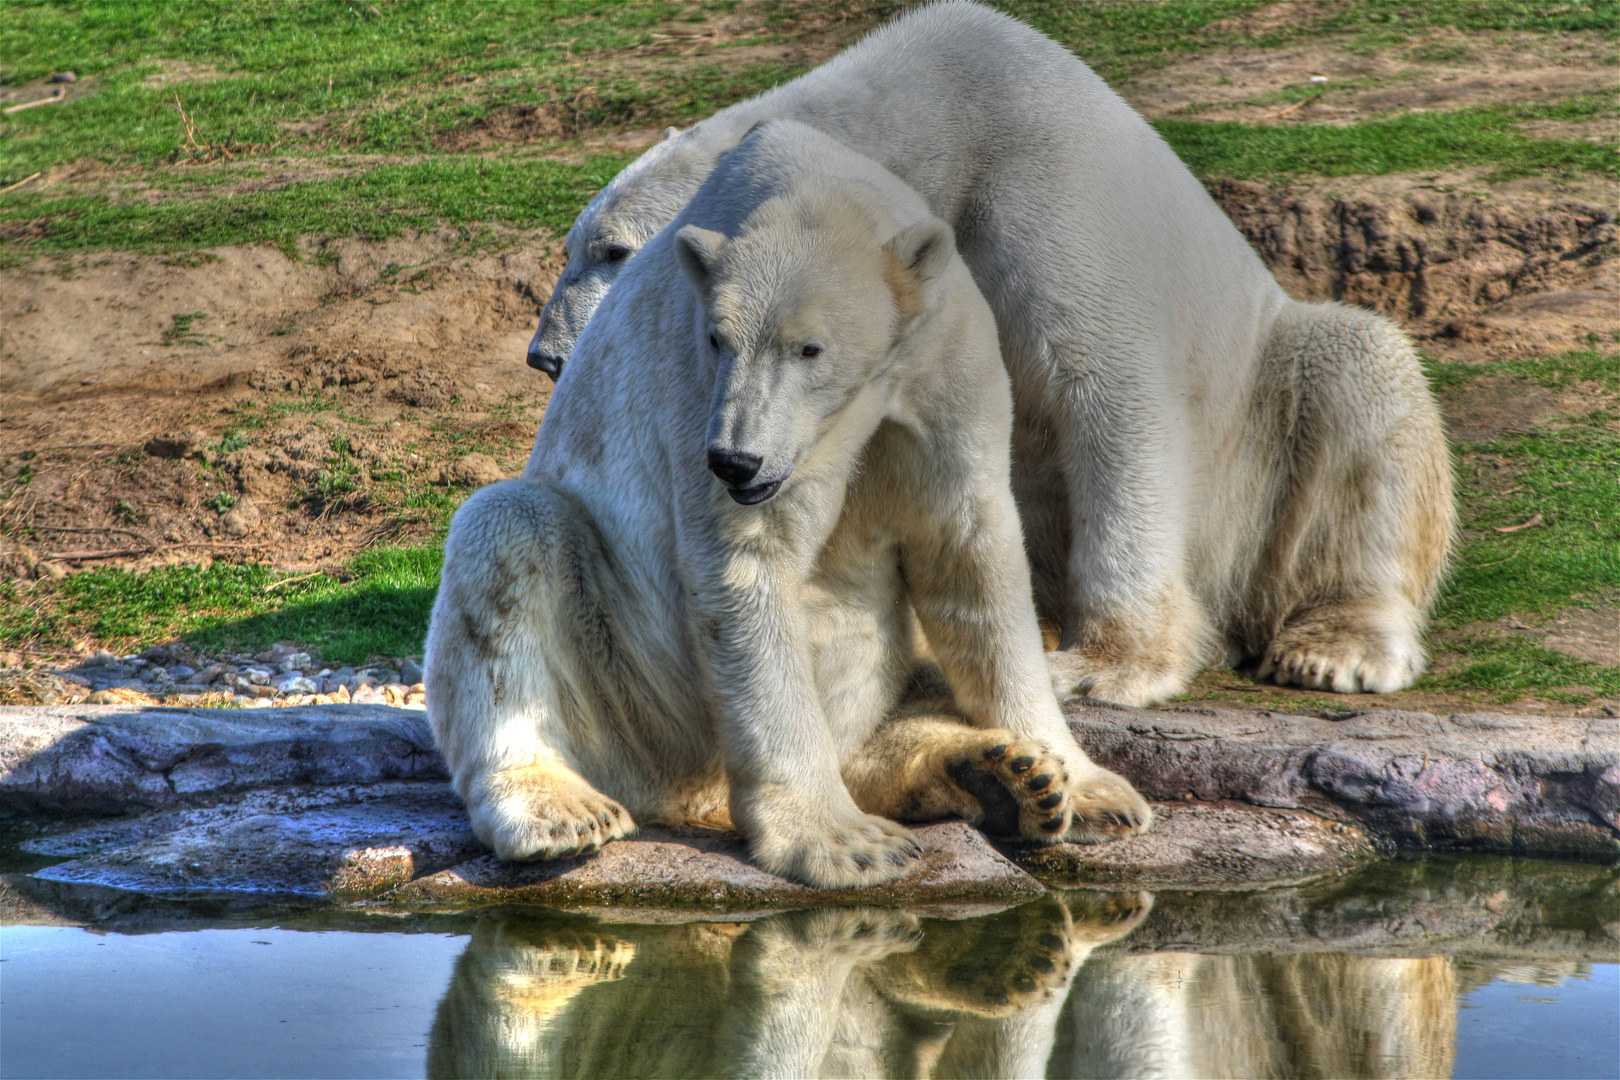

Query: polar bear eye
[708,332,721,351]
[799,344,823,359]
[603,244,632,264]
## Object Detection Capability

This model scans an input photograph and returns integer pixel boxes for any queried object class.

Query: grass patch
[1005,0,1620,81]
[1158,99,1617,180]
[1439,423,1620,628]
[1421,633,1620,702]
[0,155,630,253]
[1,545,443,664]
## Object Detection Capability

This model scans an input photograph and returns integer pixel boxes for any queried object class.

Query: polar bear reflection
[427,894,1146,1079]
[1055,953,1456,1080]
[427,899,1458,1079]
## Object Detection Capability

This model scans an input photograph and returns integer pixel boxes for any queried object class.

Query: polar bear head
[674,183,954,506]
[528,128,718,377]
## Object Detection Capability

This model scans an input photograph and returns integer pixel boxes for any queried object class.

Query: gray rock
[1071,704,1620,860]
[1004,802,1376,889]
[27,782,482,897]
[169,666,197,680]
[278,653,313,674]
[399,659,424,685]
[78,650,119,669]
[243,666,273,685]
[0,704,445,815]
[397,821,1045,915]
[271,673,317,694]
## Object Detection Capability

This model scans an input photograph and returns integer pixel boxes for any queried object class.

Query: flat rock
[25,781,480,897]
[1003,802,1376,889]
[397,821,1045,916]
[1070,704,1620,861]
[0,704,444,815]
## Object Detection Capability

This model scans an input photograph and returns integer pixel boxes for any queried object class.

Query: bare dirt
[1,6,1615,713]
[1128,26,1617,133]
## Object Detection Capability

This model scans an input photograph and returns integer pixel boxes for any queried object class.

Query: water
[2,858,1616,1079]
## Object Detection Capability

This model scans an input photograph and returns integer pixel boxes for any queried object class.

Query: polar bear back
[589,1,1286,440]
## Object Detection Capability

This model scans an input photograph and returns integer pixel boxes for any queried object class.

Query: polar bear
[527,1,1454,706]
[424,120,1149,888]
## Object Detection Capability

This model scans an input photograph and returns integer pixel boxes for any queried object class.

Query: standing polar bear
[529,1,1454,706]
[425,121,1149,888]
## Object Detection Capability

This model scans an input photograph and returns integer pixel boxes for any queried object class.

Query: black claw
[1103,811,1120,826]
[549,827,559,838]
[853,853,873,869]
[1026,773,1052,791]
[610,805,622,818]
[1040,814,1065,832]
[983,743,1008,760]
[888,851,909,866]
[1010,756,1035,773]
[1037,792,1063,810]
[576,823,588,835]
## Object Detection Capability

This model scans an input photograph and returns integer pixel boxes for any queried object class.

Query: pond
[2,856,1616,1079]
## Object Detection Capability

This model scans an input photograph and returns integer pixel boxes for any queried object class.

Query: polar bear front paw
[1063,765,1152,844]
[468,763,636,861]
[753,812,923,889]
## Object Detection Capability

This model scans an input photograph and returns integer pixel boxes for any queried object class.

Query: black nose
[708,448,762,487]
[527,346,562,379]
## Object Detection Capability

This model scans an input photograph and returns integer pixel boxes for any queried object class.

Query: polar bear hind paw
[1063,766,1153,844]
[470,763,636,861]
[944,732,1082,841]
[1260,606,1424,694]
[754,812,923,889]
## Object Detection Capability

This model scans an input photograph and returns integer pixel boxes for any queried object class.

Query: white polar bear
[425,120,1149,888]
[528,1,1454,706]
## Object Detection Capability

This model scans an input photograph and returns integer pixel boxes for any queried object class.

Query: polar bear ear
[663,126,681,141]
[676,225,727,301]
[882,218,955,320]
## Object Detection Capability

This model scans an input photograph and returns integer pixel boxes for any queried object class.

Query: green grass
[1006,0,1620,81]
[2,545,443,664]
[0,155,630,254]
[1421,633,1620,702]
[1157,99,1617,180]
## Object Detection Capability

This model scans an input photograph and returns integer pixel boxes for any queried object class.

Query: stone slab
[395,821,1045,915]
[24,781,480,897]
[0,704,444,815]
[1004,802,1376,889]
[1070,704,1620,861]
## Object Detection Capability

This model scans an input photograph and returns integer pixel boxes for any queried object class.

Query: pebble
[19,644,429,710]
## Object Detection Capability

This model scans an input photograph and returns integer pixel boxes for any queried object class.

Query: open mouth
[726,471,789,505]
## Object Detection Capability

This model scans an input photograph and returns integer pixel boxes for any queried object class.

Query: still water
[3,858,1616,1079]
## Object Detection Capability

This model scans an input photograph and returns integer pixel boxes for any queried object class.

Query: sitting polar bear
[528,0,1455,707]
[424,120,1149,887]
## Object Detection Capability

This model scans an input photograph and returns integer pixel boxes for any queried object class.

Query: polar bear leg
[1034,374,1213,707]
[843,710,1148,843]
[1255,304,1452,695]
[425,479,638,860]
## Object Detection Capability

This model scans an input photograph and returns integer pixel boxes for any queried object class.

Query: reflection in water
[1056,953,1456,1080]
[427,892,1149,1079]
[426,890,1478,1080]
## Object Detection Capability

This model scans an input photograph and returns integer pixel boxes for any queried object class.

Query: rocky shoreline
[1,700,1613,916]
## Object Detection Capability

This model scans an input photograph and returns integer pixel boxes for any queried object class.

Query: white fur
[531,0,1454,705]
[429,122,1148,888]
